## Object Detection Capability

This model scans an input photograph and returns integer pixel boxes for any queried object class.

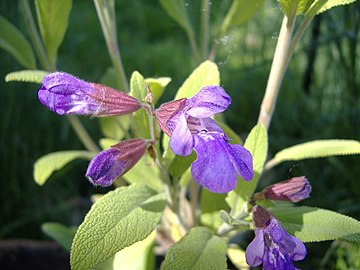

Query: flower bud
[38,72,141,116]
[86,139,147,186]
[259,176,311,203]
[155,98,187,136]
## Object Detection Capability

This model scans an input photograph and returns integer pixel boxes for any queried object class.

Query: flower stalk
[257,0,298,130]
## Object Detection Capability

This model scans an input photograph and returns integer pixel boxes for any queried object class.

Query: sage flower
[38,72,141,116]
[246,205,307,270]
[156,85,253,193]
[86,139,147,186]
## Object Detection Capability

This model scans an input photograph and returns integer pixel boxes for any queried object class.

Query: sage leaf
[41,222,77,252]
[266,139,360,169]
[161,227,227,270]
[0,15,36,69]
[5,70,48,84]
[35,0,72,65]
[271,205,360,243]
[34,151,94,185]
[70,184,166,270]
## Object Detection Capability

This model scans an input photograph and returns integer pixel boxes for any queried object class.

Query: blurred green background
[1,0,360,269]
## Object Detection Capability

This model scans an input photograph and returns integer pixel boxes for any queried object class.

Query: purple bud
[86,139,147,186]
[155,98,187,136]
[261,176,311,203]
[38,72,141,116]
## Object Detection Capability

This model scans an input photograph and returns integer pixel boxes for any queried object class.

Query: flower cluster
[246,176,311,269]
[38,72,254,193]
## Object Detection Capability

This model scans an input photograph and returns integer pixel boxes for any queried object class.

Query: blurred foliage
[1,0,359,268]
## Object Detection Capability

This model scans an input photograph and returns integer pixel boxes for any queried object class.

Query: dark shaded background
[1,0,360,269]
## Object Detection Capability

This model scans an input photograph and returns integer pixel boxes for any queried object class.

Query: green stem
[19,0,54,71]
[188,30,200,65]
[257,1,298,130]
[200,0,210,61]
[189,180,200,226]
[286,15,315,66]
[66,116,100,153]
[94,0,129,92]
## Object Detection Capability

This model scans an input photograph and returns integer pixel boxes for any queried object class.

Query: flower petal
[186,86,231,118]
[245,230,265,267]
[191,133,237,193]
[86,148,129,186]
[169,113,194,156]
[281,233,307,261]
[228,144,253,181]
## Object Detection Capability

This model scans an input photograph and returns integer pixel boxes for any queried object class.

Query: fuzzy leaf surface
[5,70,49,84]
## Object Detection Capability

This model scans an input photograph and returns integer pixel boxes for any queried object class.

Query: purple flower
[38,72,141,116]
[86,139,147,186]
[156,85,253,193]
[246,206,307,270]
[260,176,311,203]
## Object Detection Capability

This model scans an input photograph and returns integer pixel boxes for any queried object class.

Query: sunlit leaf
[130,71,150,138]
[200,190,227,231]
[271,205,360,243]
[42,222,77,252]
[226,124,268,215]
[0,15,36,69]
[71,184,166,270]
[99,115,130,140]
[5,70,48,84]
[35,0,72,65]
[145,77,171,105]
[34,151,94,185]
[266,139,360,169]
[227,244,250,270]
[161,227,227,270]
[174,60,220,99]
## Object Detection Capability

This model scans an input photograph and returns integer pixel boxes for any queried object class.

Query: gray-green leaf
[42,222,77,252]
[145,77,171,105]
[5,70,48,84]
[174,60,220,99]
[226,124,268,215]
[34,151,94,185]
[220,0,265,36]
[161,227,227,270]
[266,139,360,169]
[70,184,166,270]
[271,205,360,242]
[0,15,36,69]
[130,71,150,138]
[35,0,72,65]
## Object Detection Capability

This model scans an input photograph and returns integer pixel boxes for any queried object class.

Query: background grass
[1,0,360,269]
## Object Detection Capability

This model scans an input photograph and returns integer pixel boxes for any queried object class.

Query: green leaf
[112,231,156,270]
[226,124,268,214]
[174,60,220,99]
[70,184,166,270]
[123,152,163,192]
[35,0,72,65]
[130,71,150,138]
[307,0,357,15]
[200,190,227,231]
[161,227,227,270]
[34,151,94,185]
[278,0,356,16]
[145,77,171,105]
[99,115,130,140]
[169,151,196,180]
[5,70,48,84]
[41,222,77,252]
[220,0,266,35]
[0,15,36,69]
[270,205,360,242]
[99,138,118,150]
[266,139,360,169]
[158,0,193,35]
[216,120,242,145]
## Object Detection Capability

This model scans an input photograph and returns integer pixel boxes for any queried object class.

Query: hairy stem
[257,1,298,130]
[94,0,129,92]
